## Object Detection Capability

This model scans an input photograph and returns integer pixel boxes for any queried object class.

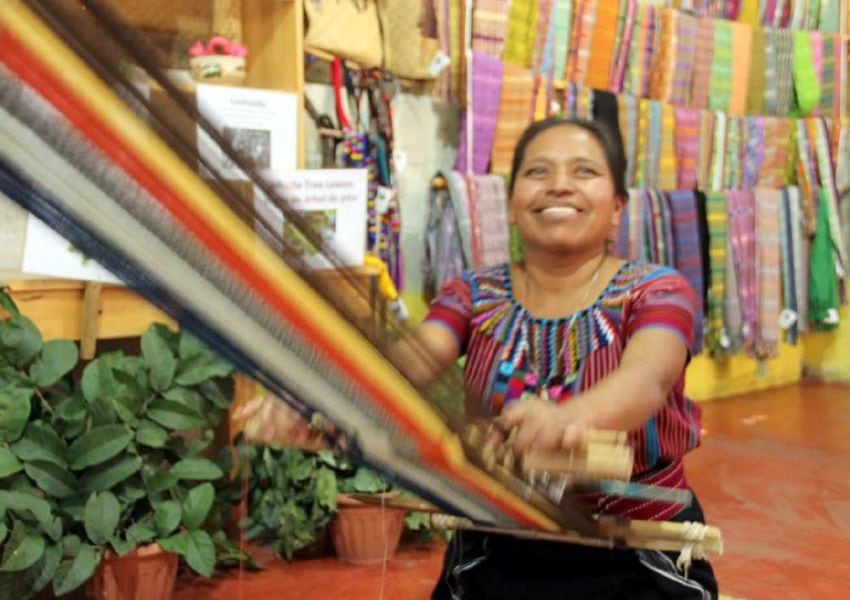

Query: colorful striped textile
[704,192,730,356]
[610,0,637,93]
[670,12,698,106]
[690,17,714,110]
[489,65,535,177]
[726,190,759,353]
[649,8,677,102]
[668,190,706,352]
[746,24,766,115]
[709,20,734,112]
[472,0,513,58]
[468,174,511,268]
[674,107,701,190]
[0,0,584,534]
[754,189,783,358]
[724,235,745,352]
[585,0,621,90]
[455,52,504,175]
[728,22,753,115]
[809,190,841,331]
[624,2,656,98]
[552,0,575,82]
[503,0,539,68]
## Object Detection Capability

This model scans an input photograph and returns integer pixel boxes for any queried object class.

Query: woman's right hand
[233,393,327,450]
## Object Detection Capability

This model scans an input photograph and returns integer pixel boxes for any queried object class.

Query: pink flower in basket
[188,36,249,59]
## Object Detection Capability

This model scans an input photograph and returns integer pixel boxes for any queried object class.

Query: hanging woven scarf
[705,191,731,356]
[696,110,715,191]
[690,17,715,110]
[755,189,782,358]
[724,235,745,353]
[648,8,676,102]
[758,117,794,189]
[585,0,621,90]
[778,188,799,344]
[670,12,697,107]
[472,0,513,58]
[503,0,539,68]
[668,191,706,353]
[776,30,796,116]
[709,20,734,112]
[623,2,655,98]
[811,118,848,272]
[819,34,837,119]
[723,116,744,190]
[618,94,639,187]
[747,25,766,115]
[552,0,575,82]
[658,104,678,190]
[727,190,759,353]
[788,186,809,334]
[793,31,822,117]
[610,0,636,93]
[455,52,504,175]
[709,112,728,191]
[809,189,841,331]
[729,22,753,115]
[468,174,511,268]
[675,107,701,190]
[490,65,536,177]
[743,117,765,189]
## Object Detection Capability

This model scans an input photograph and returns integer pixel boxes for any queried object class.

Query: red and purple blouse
[425,260,703,520]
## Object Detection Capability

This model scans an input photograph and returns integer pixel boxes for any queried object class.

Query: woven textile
[704,192,730,356]
[724,235,745,352]
[690,18,714,110]
[552,0,575,81]
[610,0,636,92]
[472,0,513,58]
[668,190,706,352]
[729,22,753,115]
[490,65,535,176]
[503,0,538,68]
[670,12,697,106]
[674,107,700,189]
[727,190,758,352]
[747,25,766,115]
[585,0,620,90]
[455,52,504,175]
[658,103,679,189]
[709,21,734,112]
[649,8,676,102]
[754,188,782,358]
[743,116,765,188]
[468,174,511,268]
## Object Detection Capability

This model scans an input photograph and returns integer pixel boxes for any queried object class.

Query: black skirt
[432,493,718,600]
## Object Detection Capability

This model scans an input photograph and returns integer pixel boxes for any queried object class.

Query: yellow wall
[802,285,850,381]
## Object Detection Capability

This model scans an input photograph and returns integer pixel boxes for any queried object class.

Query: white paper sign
[254,169,368,269]
[21,216,123,284]
[195,84,297,179]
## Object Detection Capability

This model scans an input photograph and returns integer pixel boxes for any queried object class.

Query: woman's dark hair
[508,117,628,199]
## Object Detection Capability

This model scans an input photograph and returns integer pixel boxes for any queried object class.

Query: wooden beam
[80,282,103,359]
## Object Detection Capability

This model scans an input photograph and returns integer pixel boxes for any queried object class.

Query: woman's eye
[575,166,599,176]
[523,166,547,176]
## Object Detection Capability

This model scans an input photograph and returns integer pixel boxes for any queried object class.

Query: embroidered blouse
[425,260,703,520]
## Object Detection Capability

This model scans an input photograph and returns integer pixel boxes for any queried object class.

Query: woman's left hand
[495,397,593,455]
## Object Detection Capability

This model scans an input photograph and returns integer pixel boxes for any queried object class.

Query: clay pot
[85,543,178,600]
[330,493,406,565]
[189,55,246,86]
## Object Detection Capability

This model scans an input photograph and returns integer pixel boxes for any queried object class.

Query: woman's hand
[495,397,593,455]
[233,393,327,450]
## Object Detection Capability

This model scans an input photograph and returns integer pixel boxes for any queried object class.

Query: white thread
[675,521,709,576]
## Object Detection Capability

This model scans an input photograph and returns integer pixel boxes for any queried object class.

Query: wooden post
[80,282,103,359]
[213,0,243,41]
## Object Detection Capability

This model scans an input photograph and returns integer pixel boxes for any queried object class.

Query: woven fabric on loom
[584,0,621,90]
[456,52,504,175]
[503,0,538,68]
[705,192,729,356]
[468,175,511,268]
[728,22,753,115]
[709,21,734,112]
[552,0,574,81]
[675,107,700,189]
[755,189,782,358]
[727,190,758,352]
[472,0,513,58]
[649,8,676,102]
[668,191,705,352]
[690,18,714,110]
[490,65,535,176]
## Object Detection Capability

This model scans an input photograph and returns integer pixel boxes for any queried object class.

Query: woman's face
[510,125,624,255]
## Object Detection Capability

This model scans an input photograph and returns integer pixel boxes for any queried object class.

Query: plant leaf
[110,536,137,557]
[10,421,70,467]
[162,386,205,413]
[0,385,32,443]
[52,543,99,596]
[350,467,387,493]
[141,325,177,392]
[57,493,88,523]
[29,340,78,387]
[31,541,62,594]
[62,534,81,556]
[68,425,132,470]
[170,458,223,481]
[135,420,169,448]
[174,353,232,387]
[0,521,45,572]
[0,523,6,545]
[314,466,338,511]
[127,520,156,544]
[84,491,120,544]
[181,483,214,529]
[142,467,177,494]
[0,490,53,530]
[80,358,114,404]
[0,447,23,478]
[0,290,20,317]
[177,333,205,360]
[1,316,43,367]
[160,529,215,577]
[153,500,182,537]
[23,460,78,498]
[198,379,233,410]
[146,397,206,430]
[80,455,141,492]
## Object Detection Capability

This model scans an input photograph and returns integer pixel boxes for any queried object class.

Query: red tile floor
[174,382,850,599]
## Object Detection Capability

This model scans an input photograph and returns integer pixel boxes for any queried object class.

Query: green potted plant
[0,290,248,599]
[241,444,438,566]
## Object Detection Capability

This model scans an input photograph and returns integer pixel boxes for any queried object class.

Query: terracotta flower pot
[85,543,178,600]
[189,55,246,86]
[330,493,406,565]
